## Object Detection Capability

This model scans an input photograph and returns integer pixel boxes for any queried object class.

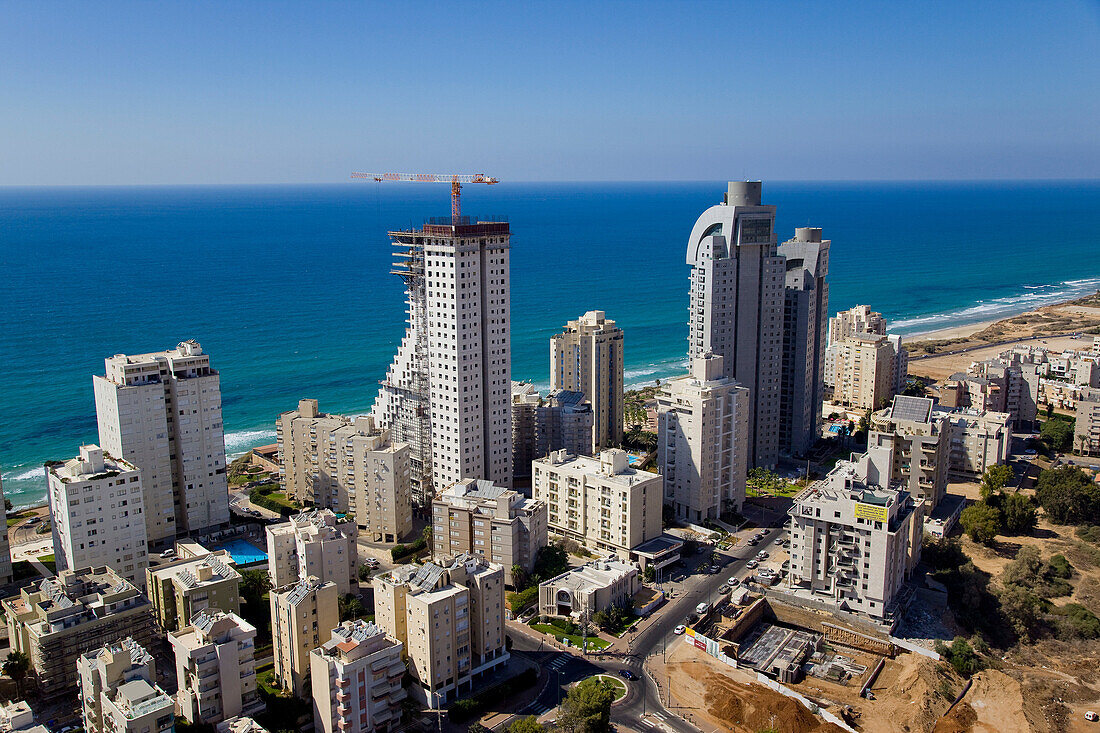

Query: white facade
[533,449,663,559]
[310,620,406,733]
[93,340,229,545]
[868,396,950,511]
[270,577,339,698]
[373,220,513,500]
[538,558,638,619]
[787,453,924,621]
[169,610,263,725]
[46,445,148,587]
[78,638,173,733]
[657,354,750,522]
[550,310,625,451]
[686,181,784,468]
[266,509,357,595]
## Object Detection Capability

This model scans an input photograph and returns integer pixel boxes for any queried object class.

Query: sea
[2,181,1098,508]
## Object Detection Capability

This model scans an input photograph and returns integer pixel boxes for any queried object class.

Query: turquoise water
[2,181,1098,507]
[211,538,268,566]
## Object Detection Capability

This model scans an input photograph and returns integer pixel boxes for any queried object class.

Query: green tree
[339,594,366,621]
[933,637,982,677]
[1040,418,1075,452]
[998,583,1045,641]
[960,502,1001,545]
[505,716,546,733]
[1001,492,1037,534]
[358,563,372,581]
[902,378,928,397]
[642,565,656,583]
[511,564,530,591]
[532,542,569,580]
[557,676,614,733]
[979,465,1015,502]
[2,651,30,696]
[1036,466,1100,524]
[1001,546,1042,589]
[240,569,270,605]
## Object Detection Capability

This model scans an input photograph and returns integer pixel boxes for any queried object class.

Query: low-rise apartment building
[431,479,546,586]
[277,401,412,541]
[657,354,750,522]
[266,509,358,595]
[0,701,48,733]
[787,453,924,621]
[940,408,1011,479]
[78,638,173,733]
[270,577,339,697]
[217,718,269,733]
[538,558,638,619]
[533,449,663,559]
[512,385,595,480]
[310,620,406,733]
[2,567,156,699]
[46,445,149,587]
[169,610,264,725]
[146,551,241,632]
[373,554,507,707]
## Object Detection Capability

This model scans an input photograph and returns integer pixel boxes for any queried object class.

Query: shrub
[1052,603,1100,640]
[1001,492,1038,534]
[933,637,983,677]
[507,585,539,613]
[960,503,1001,545]
[390,536,427,562]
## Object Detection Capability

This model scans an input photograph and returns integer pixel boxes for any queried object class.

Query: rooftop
[541,558,636,593]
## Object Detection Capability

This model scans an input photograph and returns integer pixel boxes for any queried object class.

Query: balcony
[335,677,350,689]
[336,691,350,703]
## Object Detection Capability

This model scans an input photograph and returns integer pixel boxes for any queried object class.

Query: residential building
[550,311,625,451]
[868,396,950,510]
[533,449,663,559]
[431,478,547,586]
[372,218,513,503]
[270,577,339,697]
[169,610,263,725]
[2,567,156,699]
[310,620,406,733]
[511,382,541,481]
[537,390,596,459]
[957,350,1043,428]
[778,227,830,458]
[217,718,270,733]
[938,408,1011,479]
[46,445,148,587]
[266,509,357,595]
[0,475,11,585]
[538,558,638,619]
[146,551,241,632]
[787,453,924,621]
[1076,387,1100,457]
[276,402,412,540]
[656,354,750,522]
[826,333,903,410]
[373,554,507,706]
[827,305,886,346]
[0,701,48,733]
[93,340,229,546]
[78,638,173,733]
[686,181,785,468]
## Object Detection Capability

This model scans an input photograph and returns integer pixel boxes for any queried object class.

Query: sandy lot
[909,333,1085,384]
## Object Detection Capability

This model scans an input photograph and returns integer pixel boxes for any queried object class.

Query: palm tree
[3,651,30,697]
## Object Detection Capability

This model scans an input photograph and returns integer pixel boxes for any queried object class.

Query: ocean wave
[224,428,277,457]
[891,277,1100,335]
[2,465,46,482]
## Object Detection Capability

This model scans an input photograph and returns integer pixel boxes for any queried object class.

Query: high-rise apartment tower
[550,311,624,451]
[686,182,785,468]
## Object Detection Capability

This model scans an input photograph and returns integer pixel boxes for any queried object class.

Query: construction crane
[351,172,499,222]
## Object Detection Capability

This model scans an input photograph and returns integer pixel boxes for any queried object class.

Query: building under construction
[371,215,514,505]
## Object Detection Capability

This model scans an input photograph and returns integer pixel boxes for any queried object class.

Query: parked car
[696,602,709,615]
[747,538,759,546]
[159,549,176,559]
[726,577,739,587]
[718,585,731,594]
[619,669,638,681]
[674,625,686,635]
[757,550,769,559]
[746,560,758,569]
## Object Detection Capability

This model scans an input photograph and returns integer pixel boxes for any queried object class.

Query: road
[502,503,789,732]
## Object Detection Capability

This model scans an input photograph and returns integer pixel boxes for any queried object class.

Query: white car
[726,577,739,587]
[673,625,686,635]
[757,550,769,559]
[695,602,709,615]
[159,549,176,559]
[746,559,758,569]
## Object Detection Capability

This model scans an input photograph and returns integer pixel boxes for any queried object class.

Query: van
[696,602,709,615]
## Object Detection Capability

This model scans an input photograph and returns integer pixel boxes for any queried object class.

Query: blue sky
[2,1,1098,184]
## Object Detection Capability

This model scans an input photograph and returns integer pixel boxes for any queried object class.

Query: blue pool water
[211,538,268,566]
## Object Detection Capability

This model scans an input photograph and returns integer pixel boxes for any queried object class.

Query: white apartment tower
[373,219,513,502]
[46,445,149,587]
[657,354,750,522]
[686,182,785,468]
[266,509,357,596]
[778,228,830,457]
[310,620,406,733]
[550,311,625,451]
[78,638,174,733]
[93,340,230,545]
[169,610,264,725]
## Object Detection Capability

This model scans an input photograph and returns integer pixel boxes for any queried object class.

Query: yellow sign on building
[854,502,888,523]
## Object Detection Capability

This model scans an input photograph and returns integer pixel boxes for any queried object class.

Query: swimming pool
[211,538,268,566]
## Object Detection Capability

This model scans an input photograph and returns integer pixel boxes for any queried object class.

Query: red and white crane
[351,172,499,222]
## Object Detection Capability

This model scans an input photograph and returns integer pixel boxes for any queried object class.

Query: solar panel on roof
[890,395,933,423]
